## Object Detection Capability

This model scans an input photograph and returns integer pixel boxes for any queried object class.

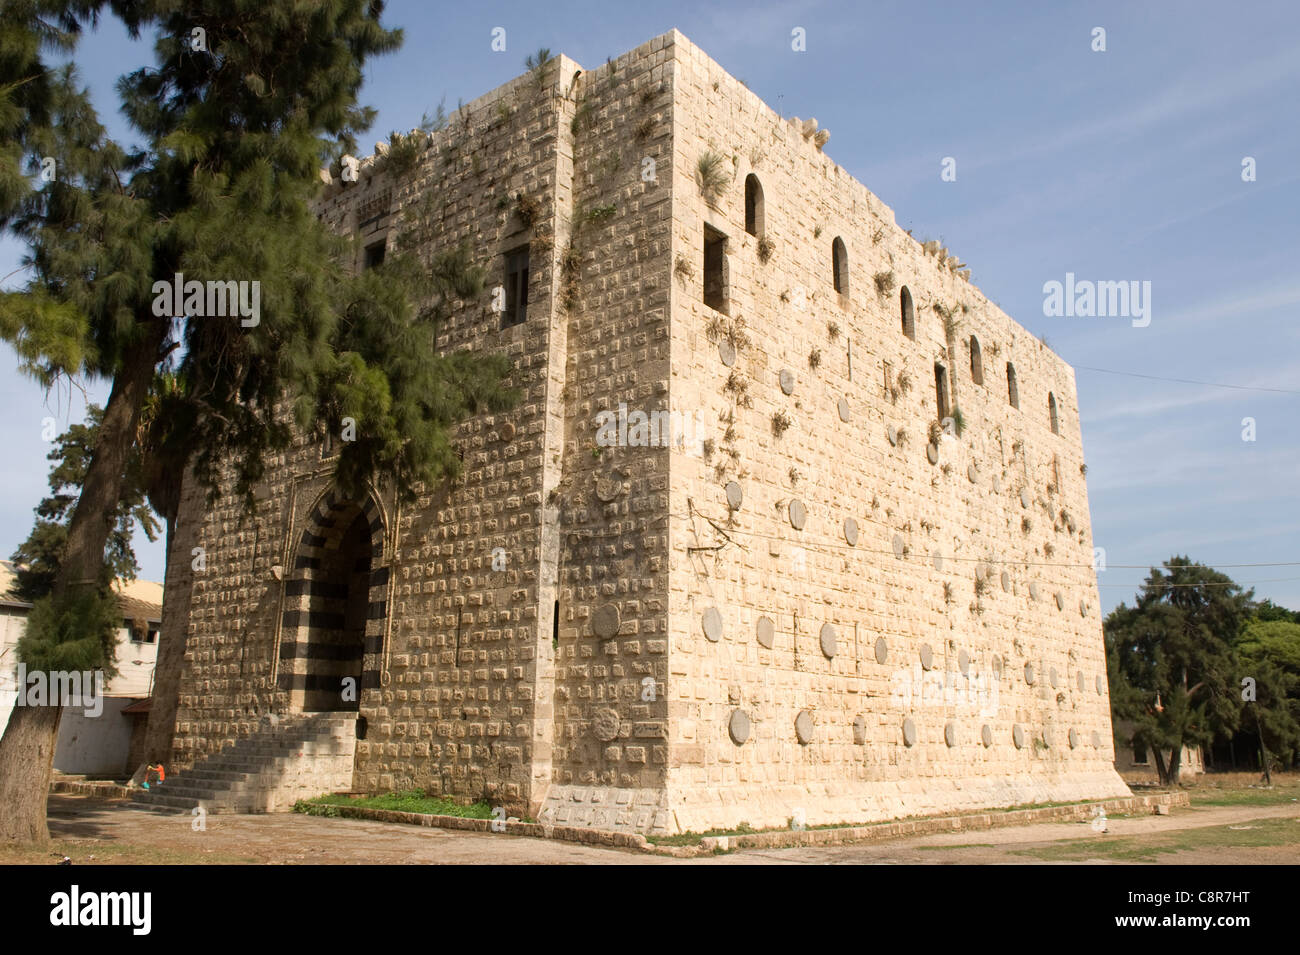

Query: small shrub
[583,203,616,224]
[1022,516,1032,534]
[525,47,552,88]
[757,235,776,263]
[896,370,912,395]
[516,192,542,229]
[874,270,896,297]
[771,410,793,438]
[950,406,966,437]
[808,347,821,370]
[813,224,823,239]
[788,466,800,486]
[871,226,885,244]
[674,254,695,282]
[635,117,655,141]
[696,150,732,207]
[826,320,840,341]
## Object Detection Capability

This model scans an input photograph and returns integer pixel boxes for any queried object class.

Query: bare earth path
[9,795,1296,865]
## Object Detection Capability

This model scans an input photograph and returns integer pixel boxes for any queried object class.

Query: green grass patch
[1012,816,1300,863]
[916,843,996,851]
[294,789,496,819]
[1188,785,1300,808]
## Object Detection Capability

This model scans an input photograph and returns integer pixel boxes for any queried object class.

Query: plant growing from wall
[696,150,731,207]
[771,410,793,438]
[826,320,840,341]
[874,270,896,297]
[808,347,821,370]
[525,48,552,90]
[674,254,695,283]
[756,235,775,263]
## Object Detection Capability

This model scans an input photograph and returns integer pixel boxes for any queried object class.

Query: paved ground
[20,794,1299,864]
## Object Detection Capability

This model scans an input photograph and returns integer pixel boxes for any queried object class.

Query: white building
[0,561,163,778]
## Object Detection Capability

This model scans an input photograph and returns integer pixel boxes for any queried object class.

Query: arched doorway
[278,491,387,714]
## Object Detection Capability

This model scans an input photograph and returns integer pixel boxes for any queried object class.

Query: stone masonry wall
[663,31,1127,832]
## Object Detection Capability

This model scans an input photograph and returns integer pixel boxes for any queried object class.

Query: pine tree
[1105,557,1248,785]
[0,1,516,843]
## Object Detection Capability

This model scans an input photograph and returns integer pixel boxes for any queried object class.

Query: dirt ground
[5,793,1296,865]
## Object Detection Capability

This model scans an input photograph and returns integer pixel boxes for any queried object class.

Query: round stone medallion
[1020,488,1031,508]
[892,534,905,558]
[1050,667,1059,688]
[944,721,958,748]
[1096,674,1105,695]
[932,551,944,572]
[795,710,814,745]
[958,649,971,676]
[725,481,743,510]
[729,709,751,745]
[919,643,934,671]
[967,463,979,483]
[926,442,939,465]
[981,724,994,748]
[1077,671,1085,692]
[1043,727,1054,748]
[844,517,859,546]
[719,340,736,367]
[1079,599,1089,617]
[1024,663,1036,685]
[592,708,620,742]
[992,475,1002,494]
[701,607,723,642]
[595,477,621,502]
[788,499,807,530]
[779,368,796,395]
[1069,728,1080,749]
[500,422,517,441]
[819,623,837,659]
[902,718,918,747]
[1055,592,1065,611]
[1001,570,1011,592]
[1029,582,1041,602]
[853,714,868,745]
[1012,724,1026,749]
[756,615,776,649]
[887,424,898,446]
[874,636,888,665]
[837,397,851,422]
[592,603,621,639]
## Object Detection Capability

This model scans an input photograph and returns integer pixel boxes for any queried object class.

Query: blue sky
[2,0,1297,612]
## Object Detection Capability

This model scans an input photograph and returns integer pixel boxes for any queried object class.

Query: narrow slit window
[901,286,915,340]
[1048,392,1060,435]
[832,237,849,295]
[703,224,728,314]
[1007,362,1019,409]
[934,363,950,421]
[502,246,530,328]
[969,335,983,385]
[744,174,764,236]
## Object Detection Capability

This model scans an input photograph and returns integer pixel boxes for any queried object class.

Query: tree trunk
[0,704,63,843]
[1167,746,1182,786]
[1152,747,1169,786]
[144,469,198,767]
[0,318,166,844]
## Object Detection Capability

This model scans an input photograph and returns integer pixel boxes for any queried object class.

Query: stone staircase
[130,712,357,814]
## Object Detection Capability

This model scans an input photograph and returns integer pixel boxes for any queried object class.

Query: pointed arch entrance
[277,489,388,713]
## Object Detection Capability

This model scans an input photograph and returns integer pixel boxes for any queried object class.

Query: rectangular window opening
[934,363,950,421]
[363,239,386,270]
[703,225,728,314]
[503,246,530,328]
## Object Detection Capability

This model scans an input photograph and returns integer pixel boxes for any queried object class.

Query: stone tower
[165,30,1129,835]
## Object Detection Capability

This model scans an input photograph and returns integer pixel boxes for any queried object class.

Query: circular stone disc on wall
[1077,671,1085,692]
[756,615,776,649]
[728,709,751,745]
[902,718,917,747]
[719,340,736,367]
[944,721,958,747]
[919,643,934,671]
[853,714,868,745]
[820,623,837,658]
[1024,663,1036,685]
[959,649,970,676]
[795,710,814,744]
[1001,571,1011,592]
[1029,582,1041,602]
[1020,488,1031,508]
[591,604,621,639]
[887,424,898,446]
[1050,667,1059,688]
[932,551,944,572]
[595,477,621,502]
[967,464,979,483]
[844,517,859,546]
[1055,592,1065,611]
[927,442,939,464]
[1079,599,1089,617]
[701,607,723,642]
[992,475,1002,494]
[788,499,807,530]
[1069,728,1079,749]
[837,397,851,422]
[779,368,796,395]
[592,708,620,742]
[1012,724,1025,749]
[725,481,743,510]
[1043,727,1054,748]
[892,534,905,558]
[874,636,888,665]
[1096,675,1105,695]
[981,724,993,747]
[500,422,517,441]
